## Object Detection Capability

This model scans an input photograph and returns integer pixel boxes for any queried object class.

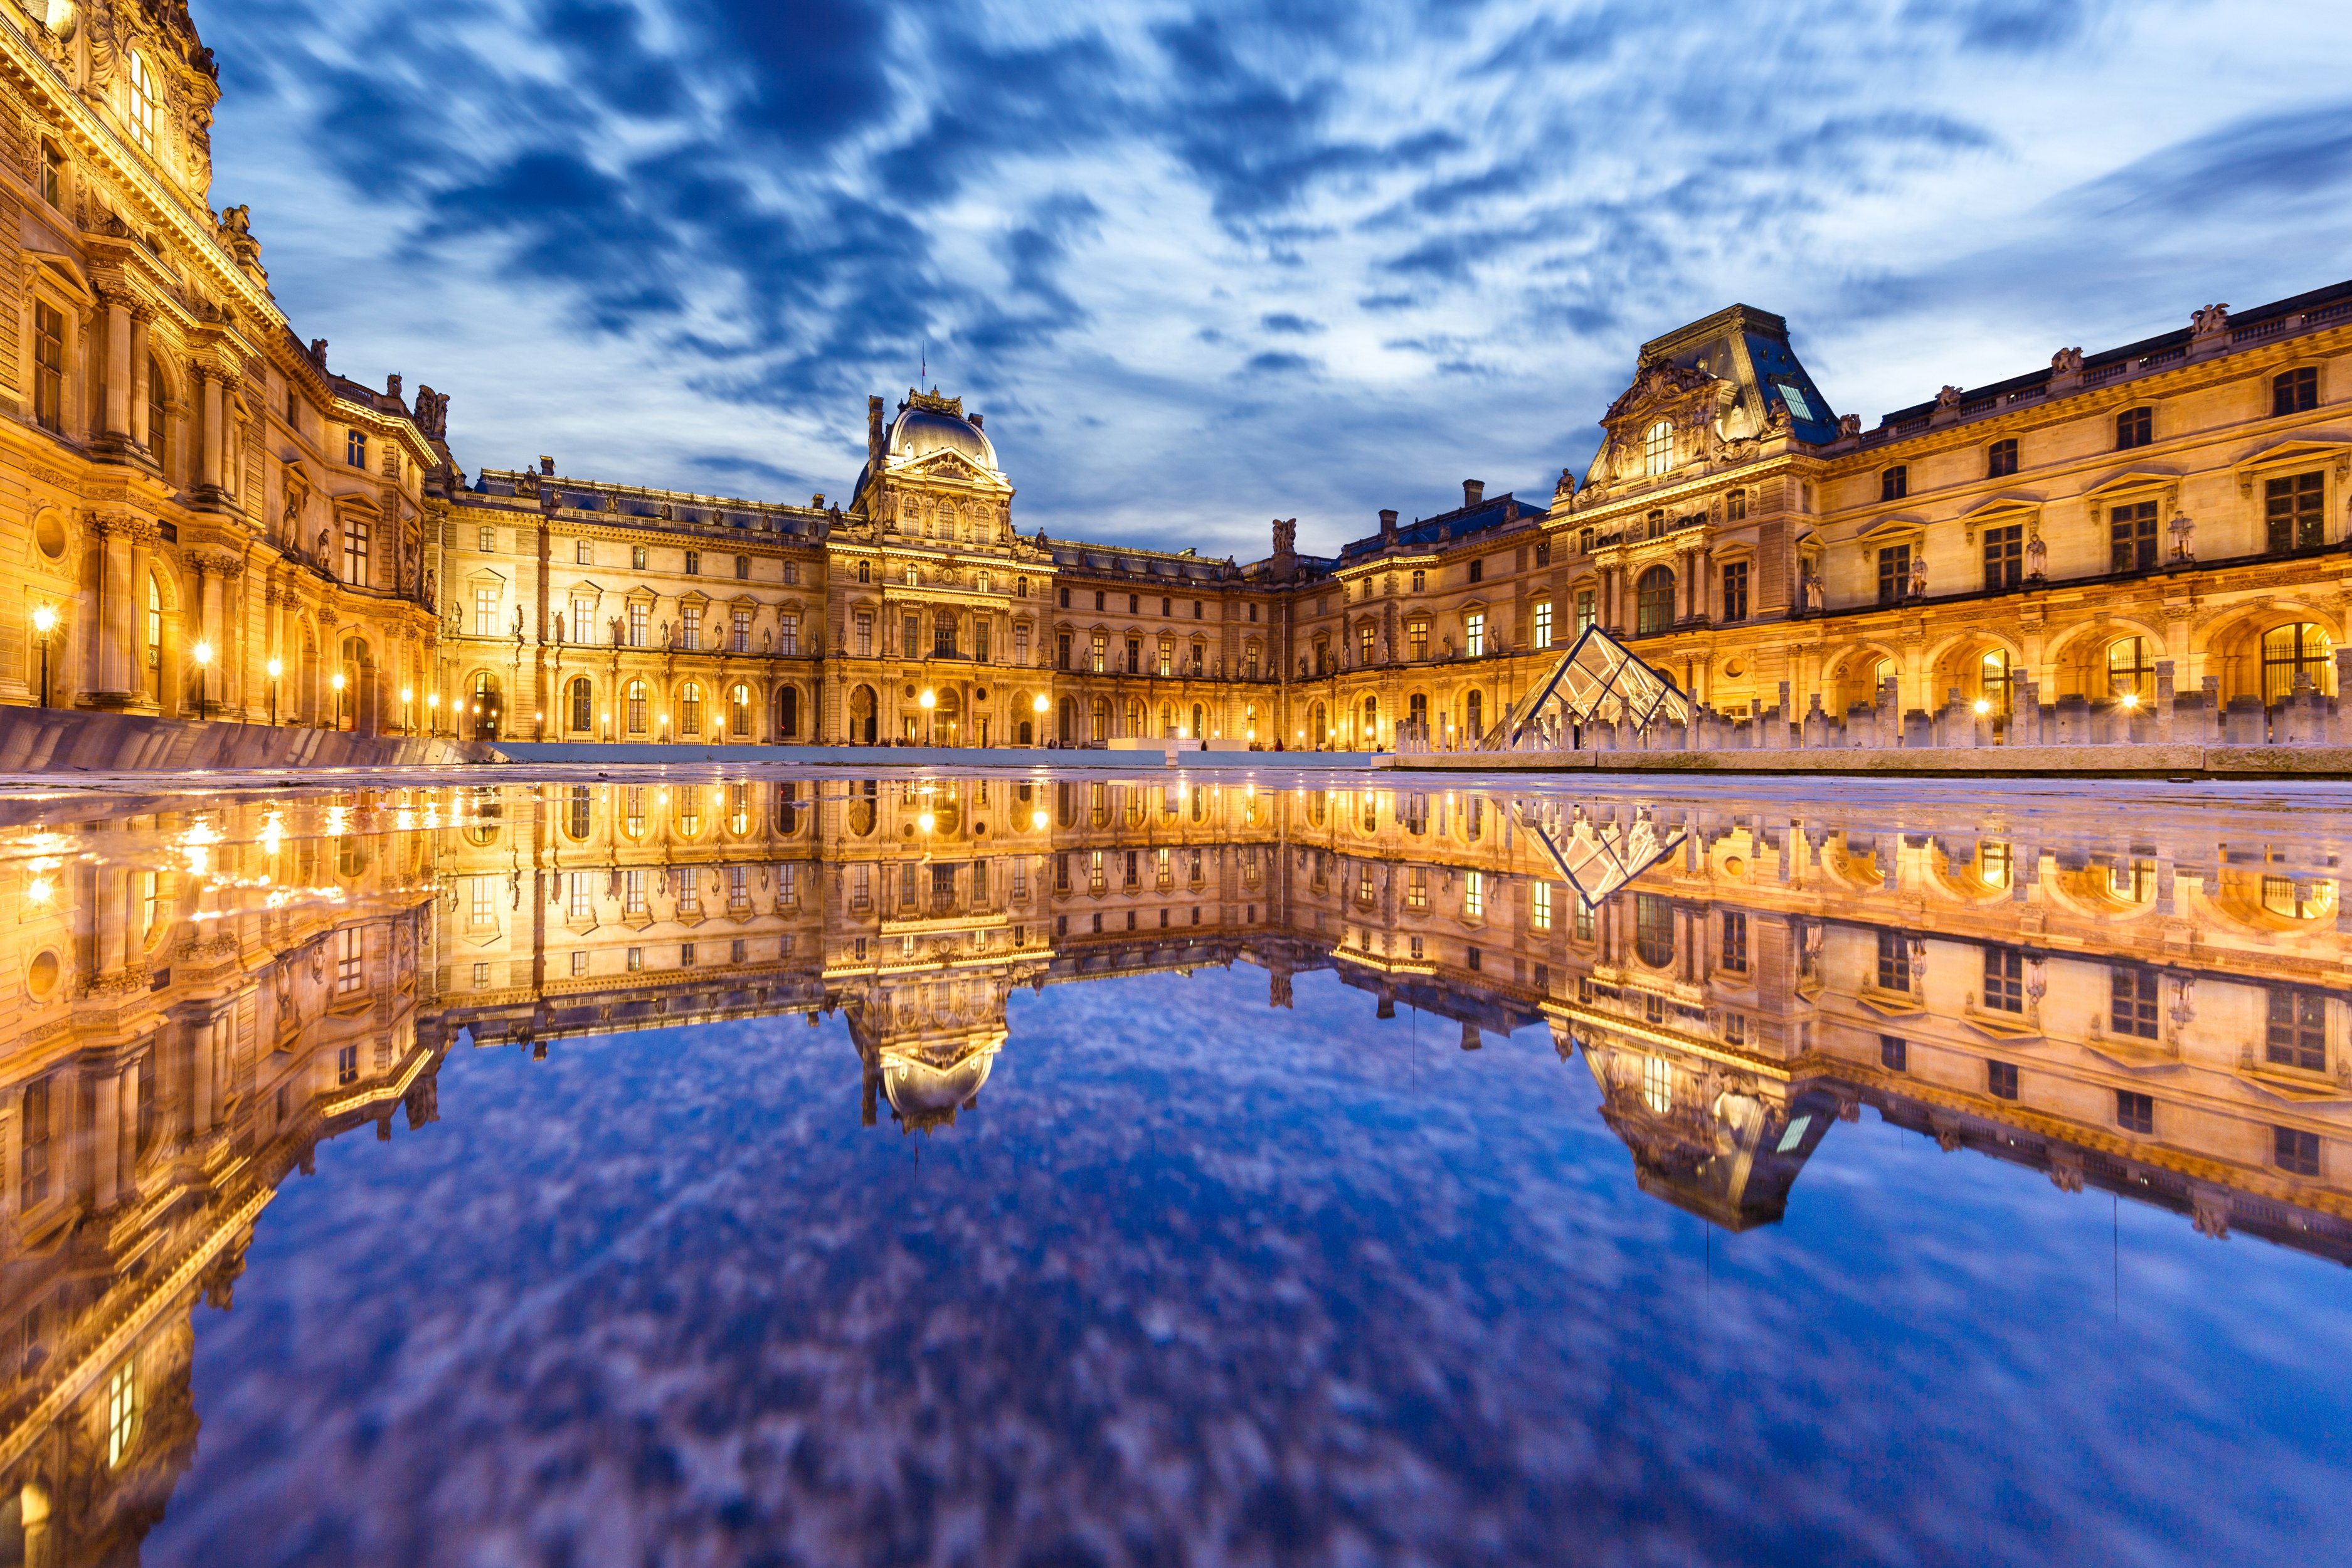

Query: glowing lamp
[1972,699,1991,716]
[917,812,936,832]
[331,672,346,691]
[267,657,283,679]
[919,690,936,709]
[191,642,213,667]
[1031,810,1048,829]
[2121,693,2140,709]
[31,606,56,635]
[1032,694,1050,713]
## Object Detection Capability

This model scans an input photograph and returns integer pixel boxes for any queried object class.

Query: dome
[882,1047,998,1132]
[889,398,997,471]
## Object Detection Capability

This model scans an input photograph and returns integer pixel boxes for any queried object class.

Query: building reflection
[0,776,2343,1560]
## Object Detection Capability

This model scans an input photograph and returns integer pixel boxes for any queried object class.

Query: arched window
[679,681,702,734]
[729,682,751,734]
[1635,566,1674,634]
[1465,690,1483,738]
[146,575,162,671]
[125,52,156,151]
[2106,637,2153,702]
[2262,623,2334,706]
[1643,420,1674,476]
[776,684,799,739]
[1160,702,1175,737]
[1124,697,1143,737]
[1191,702,1204,739]
[566,784,591,840]
[1089,697,1110,744]
[1363,694,1379,744]
[568,676,591,732]
[1980,650,2013,718]
[1310,702,1328,748]
[625,679,648,733]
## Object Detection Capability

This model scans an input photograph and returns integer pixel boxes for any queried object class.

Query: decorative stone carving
[2050,346,2084,374]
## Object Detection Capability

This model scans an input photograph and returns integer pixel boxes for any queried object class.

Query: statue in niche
[2026,532,2048,581]
[1907,556,1926,598]
[1802,566,1825,611]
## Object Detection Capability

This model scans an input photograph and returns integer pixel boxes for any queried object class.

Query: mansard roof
[1333,491,1537,563]
[465,467,830,535]
[1632,302,1841,447]
[1866,275,2352,434]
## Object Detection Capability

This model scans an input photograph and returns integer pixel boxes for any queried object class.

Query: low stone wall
[490,741,1388,770]
[1389,743,2352,777]
[0,708,487,773]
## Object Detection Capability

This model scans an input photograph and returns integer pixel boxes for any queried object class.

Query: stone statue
[1936,384,1962,409]
[2191,303,2230,335]
[1908,556,1926,598]
[2026,532,2047,581]
[2168,513,2195,562]
[413,386,450,441]
[1838,413,1861,438]
[1802,568,1825,611]
[2050,346,2084,374]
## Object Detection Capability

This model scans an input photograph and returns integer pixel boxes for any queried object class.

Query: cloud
[202,0,2352,559]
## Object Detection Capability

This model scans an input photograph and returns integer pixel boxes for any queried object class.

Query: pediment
[1958,494,2043,521]
[2080,467,2183,501]
[2233,437,2349,487]
[1855,516,1927,544]
[1604,363,1722,424]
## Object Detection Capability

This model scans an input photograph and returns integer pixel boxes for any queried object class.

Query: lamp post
[30,605,55,709]
[426,690,440,736]
[1033,691,1049,747]
[400,686,414,734]
[331,669,346,731]
[266,657,282,725]
[191,641,213,721]
[919,687,936,747]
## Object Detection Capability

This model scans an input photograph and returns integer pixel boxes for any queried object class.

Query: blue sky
[205,0,2352,559]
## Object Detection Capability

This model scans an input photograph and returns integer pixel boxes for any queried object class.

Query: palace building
[0,2,2345,750]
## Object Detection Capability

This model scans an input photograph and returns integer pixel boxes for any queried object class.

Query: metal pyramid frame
[1478,625,1695,751]
[1513,803,1688,908]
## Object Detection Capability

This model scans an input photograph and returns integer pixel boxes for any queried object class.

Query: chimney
[386,373,402,401]
[538,455,554,476]
[1462,479,1485,507]
[867,395,886,463]
[1379,508,1398,539]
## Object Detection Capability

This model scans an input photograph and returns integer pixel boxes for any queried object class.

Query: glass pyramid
[1514,803,1688,907]
[1481,626,1695,750]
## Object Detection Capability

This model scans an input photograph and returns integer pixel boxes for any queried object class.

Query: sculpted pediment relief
[1604,361,1722,425]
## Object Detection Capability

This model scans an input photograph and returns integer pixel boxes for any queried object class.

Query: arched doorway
[1058,697,1077,746]
[1190,702,1204,740]
[469,671,502,740]
[2261,623,2334,706]
[776,684,800,739]
[339,635,373,733]
[568,676,593,734]
[1362,695,1379,748]
[678,681,703,738]
[728,681,753,737]
[849,684,877,744]
[1310,701,1328,748]
[625,678,649,734]
[1465,690,1483,740]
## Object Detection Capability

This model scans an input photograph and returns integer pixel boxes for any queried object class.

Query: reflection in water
[0,775,2342,1561]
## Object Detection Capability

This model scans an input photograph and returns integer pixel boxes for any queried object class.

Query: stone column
[129,311,151,450]
[118,1059,140,1189]
[92,1067,120,1209]
[128,526,154,706]
[95,519,134,697]
[191,1008,219,1135]
[102,295,132,438]
[199,369,225,490]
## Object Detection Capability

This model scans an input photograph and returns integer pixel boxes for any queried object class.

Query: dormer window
[126,53,157,152]
[1644,421,1673,476]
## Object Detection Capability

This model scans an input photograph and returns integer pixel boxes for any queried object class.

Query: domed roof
[888,391,997,470]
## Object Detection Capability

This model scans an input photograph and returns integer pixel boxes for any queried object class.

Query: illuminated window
[125,51,156,151]
[2265,472,2324,552]
[2260,623,2333,706]
[2106,637,2153,701]
[344,515,369,585]
[1465,612,1486,658]
[679,682,702,734]
[623,787,645,837]
[474,587,499,637]
[1533,600,1552,649]
[1462,871,1485,919]
[1358,623,1374,665]
[146,578,161,670]
[628,602,649,647]
[106,1360,140,1468]
[729,683,751,734]
[1532,881,1552,932]
[336,926,363,992]
[1407,867,1427,910]
[1634,894,1673,967]
[625,679,648,733]
[1643,420,1673,475]
[1642,1056,1672,1115]
[33,302,63,433]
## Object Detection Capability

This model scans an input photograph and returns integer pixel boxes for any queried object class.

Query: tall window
[628,602,648,647]
[2266,988,2326,1073]
[571,596,594,644]
[1464,871,1485,919]
[729,682,751,734]
[1983,524,2024,591]
[40,140,61,206]
[21,1078,51,1206]
[1533,600,1554,649]
[777,684,798,738]
[1465,612,1486,657]
[33,302,63,433]
[1643,420,1673,475]
[344,516,369,585]
[2273,366,2319,416]
[346,429,368,468]
[1635,566,1673,634]
[125,51,156,151]
[1727,489,1748,521]
[569,677,592,731]
[681,605,701,650]
[2110,501,2159,571]
[474,586,498,637]
[2275,1126,2321,1177]
[1357,623,1374,665]
[2115,405,2153,450]
[1634,894,1673,968]
[1089,631,1106,674]
[2261,623,2333,705]
[1876,931,1911,991]
[106,1361,140,1468]
[1409,619,1429,661]
[1465,689,1482,736]
[148,356,168,467]
[1720,561,1749,623]
[2116,1090,2154,1135]
[2111,967,2159,1039]
[1532,882,1553,933]
[625,679,648,733]
[1720,911,1748,972]
[1880,465,1907,501]
[1411,569,1425,592]
[2265,472,2324,551]
[1642,1057,1672,1115]
[855,612,873,657]
[336,926,364,993]
[1877,544,1912,605]
[679,682,702,734]
[936,612,957,659]
[732,608,751,652]
[576,540,593,566]
[146,576,161,669]
[1575,589,1597,634]
[2106,637,2153,701]
[684,549,701,576]
[1986,438,2018,478]
[1983,946,2025,1013]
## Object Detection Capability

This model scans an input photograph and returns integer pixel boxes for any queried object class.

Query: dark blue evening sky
[204,0,2352,558]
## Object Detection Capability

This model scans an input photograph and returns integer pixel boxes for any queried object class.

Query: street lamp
[191,640,213,721]
[426,691,440,736]
[30,605,56,709]
[331,669,346,731]
[266,657,282,725]
[919,687,936,747]
[1032,691,1049,747]
[400,686,413,732]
